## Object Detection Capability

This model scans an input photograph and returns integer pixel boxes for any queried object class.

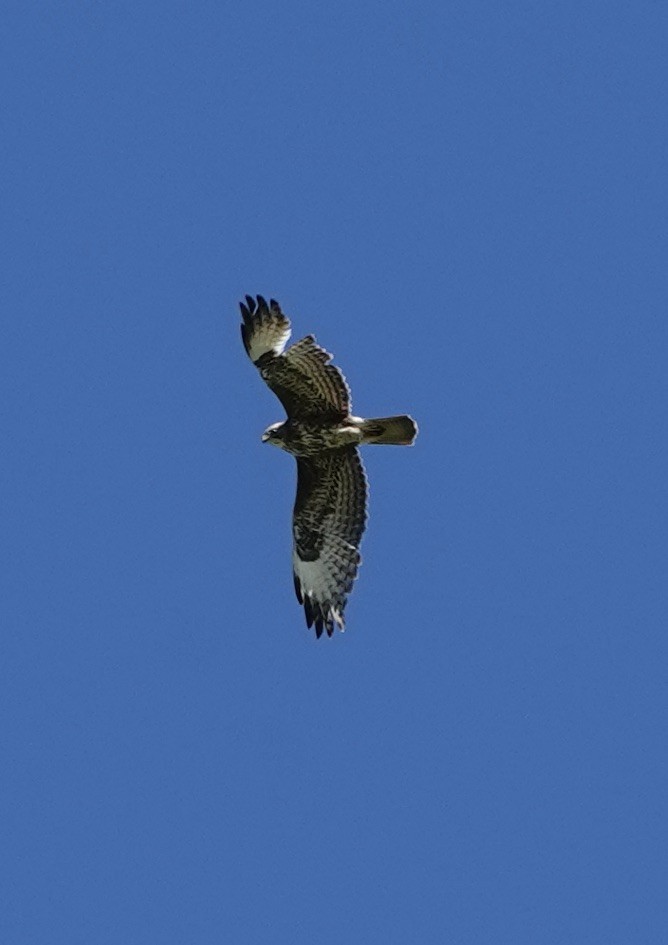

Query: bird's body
[240,294,417,638]
[262,417,364,455]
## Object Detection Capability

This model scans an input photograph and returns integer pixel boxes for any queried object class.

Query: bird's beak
[261,432,270,443]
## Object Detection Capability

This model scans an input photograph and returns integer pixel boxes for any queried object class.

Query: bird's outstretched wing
[292,447,368,637]
[240,295,351,421]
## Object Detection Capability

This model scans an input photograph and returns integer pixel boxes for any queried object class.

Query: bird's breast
[279,420,362,456]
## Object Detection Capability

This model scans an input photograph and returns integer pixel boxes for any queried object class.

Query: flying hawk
[240,294,418,638]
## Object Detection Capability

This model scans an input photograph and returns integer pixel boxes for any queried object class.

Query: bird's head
[261,421,286,448]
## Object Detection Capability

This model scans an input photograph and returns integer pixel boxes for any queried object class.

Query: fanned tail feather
[360,415,418,446]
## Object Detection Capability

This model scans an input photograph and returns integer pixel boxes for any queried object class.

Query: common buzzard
[240,295,417,638]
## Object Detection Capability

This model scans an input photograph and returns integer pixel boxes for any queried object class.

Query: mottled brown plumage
[240,294,417,637]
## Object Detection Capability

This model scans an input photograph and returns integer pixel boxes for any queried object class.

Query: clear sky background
[2,2,666,943]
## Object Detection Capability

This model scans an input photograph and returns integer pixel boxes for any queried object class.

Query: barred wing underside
[240,295,350,421]
[292,448,368,637]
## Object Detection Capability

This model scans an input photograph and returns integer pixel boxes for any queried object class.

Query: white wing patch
[247,319,291,362]
[292,550,346,633]
[240,295,292,364]
[292,538,360,636]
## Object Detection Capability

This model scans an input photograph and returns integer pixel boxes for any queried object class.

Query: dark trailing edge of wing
[293,573,303,604]
[293,576,339,639]
[239,296,257,360]
[304,595,332,639]
[293,572,335,639]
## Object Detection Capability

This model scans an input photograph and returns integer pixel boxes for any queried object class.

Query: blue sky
[2,1,666,942]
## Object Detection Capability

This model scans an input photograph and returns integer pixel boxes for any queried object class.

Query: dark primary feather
[292,447,368,637]
[240,295,351,421]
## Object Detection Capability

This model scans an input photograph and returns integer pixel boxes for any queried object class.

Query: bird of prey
[240,295,418,638]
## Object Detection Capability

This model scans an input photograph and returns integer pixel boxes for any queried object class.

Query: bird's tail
[359,415,418,446]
